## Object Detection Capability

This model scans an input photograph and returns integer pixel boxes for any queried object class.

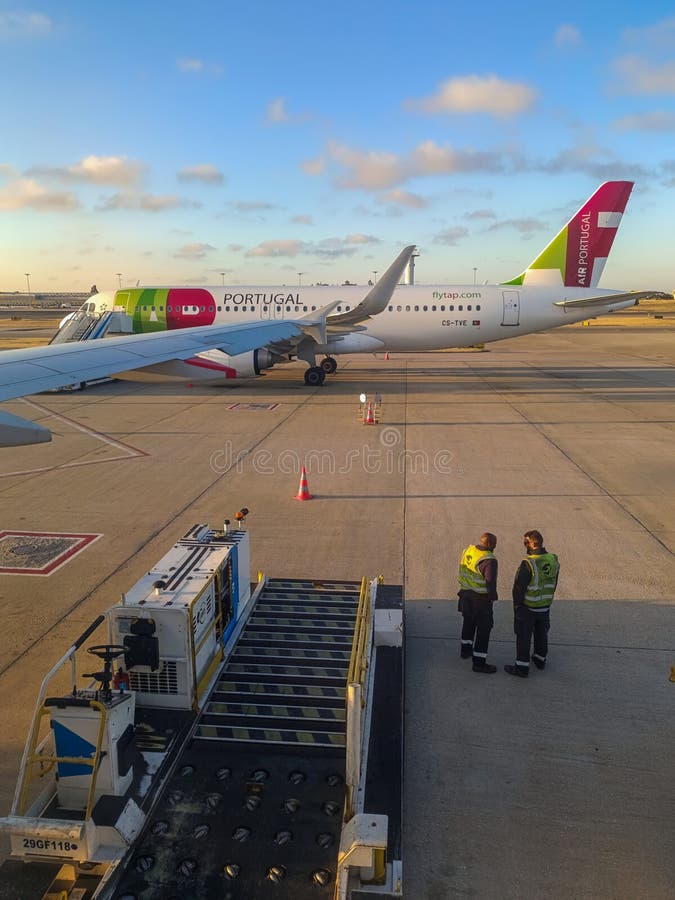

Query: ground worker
[457,532,499,674]
[504,529,560,679]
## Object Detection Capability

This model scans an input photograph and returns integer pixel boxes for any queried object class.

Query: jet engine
[115,348,279,384]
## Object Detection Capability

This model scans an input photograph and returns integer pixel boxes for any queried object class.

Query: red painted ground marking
[0,531,102,576]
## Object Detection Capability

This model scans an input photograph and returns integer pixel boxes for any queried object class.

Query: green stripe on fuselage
[122,288,169,333]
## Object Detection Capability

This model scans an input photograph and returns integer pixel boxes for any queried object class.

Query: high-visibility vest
[458,545,495,594]
[523,553,559,609]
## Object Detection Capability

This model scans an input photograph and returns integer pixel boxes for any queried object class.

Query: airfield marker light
[235,508,249,528]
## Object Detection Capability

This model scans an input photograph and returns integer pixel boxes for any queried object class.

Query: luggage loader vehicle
[0,515,404,898]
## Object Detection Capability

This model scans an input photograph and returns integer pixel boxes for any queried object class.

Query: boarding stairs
[46,310,125,390]
[49,308,100,344]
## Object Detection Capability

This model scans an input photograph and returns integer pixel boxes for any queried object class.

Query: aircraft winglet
[328,244,417,326]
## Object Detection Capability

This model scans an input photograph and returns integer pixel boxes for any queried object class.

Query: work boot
[504,664,528,678]
[472,662,497,674]
[531,655,546,670]
[460,646,473,659]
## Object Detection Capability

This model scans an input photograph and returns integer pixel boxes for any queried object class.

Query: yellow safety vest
[523,553,559,609]
[458,545,495,594]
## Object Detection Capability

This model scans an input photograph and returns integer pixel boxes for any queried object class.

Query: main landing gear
[304,357,337,385]
[304,366,326,386]
[302,356,337,386]
[320,356,338,375]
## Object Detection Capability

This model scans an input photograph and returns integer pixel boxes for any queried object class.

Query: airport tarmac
[0,325,674,898]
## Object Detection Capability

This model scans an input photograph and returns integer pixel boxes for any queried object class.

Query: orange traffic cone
[364,403,375,425]
[294,465,313,501]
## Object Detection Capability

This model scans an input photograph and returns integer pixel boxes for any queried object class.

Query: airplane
[0,246,417,446]
[56,181,666,393]
[0,182,668,446]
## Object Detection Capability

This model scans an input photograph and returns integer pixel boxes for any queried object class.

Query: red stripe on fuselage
[185,356,238,377]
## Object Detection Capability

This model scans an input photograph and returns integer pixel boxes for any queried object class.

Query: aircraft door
[260,299,271,320]
[501,290,520,326]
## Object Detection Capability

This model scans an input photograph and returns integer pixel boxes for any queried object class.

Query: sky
[2,0,675,292]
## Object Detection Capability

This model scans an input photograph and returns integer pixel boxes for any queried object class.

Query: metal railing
[345,577,374,822]
[12,616,107,817]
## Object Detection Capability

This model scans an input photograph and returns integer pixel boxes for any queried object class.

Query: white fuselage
[81,282,631,384]
[92,282,630,352]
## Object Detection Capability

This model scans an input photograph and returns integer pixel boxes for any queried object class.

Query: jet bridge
[0,519,404,899]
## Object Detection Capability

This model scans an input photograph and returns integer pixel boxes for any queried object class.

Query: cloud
[378,189,428,209]
[227,243,245,252]
[291,214,313,225]
[312,236,379,259]
[176,58,223,76]
[612,55,675,95]
[177,58,203,72]
[0,177,79,211]
[301,155,325,176]
[96,193,201,212]
[246,240,308,258]
[28,155,145,185]
[265,96,311,125]
[0,11,52,39]
[554,24,581,46]
[540,144,649,179]
[464,208,497,221]
[622,16,675,50]
[613,110,675,132]
[177,164,225,185]
[486,218,546,235]
[173,243,217,259]
[228,200,279,213]
[266,97,290,123]
[244,236,378,259]
[405,75,537,118]
[432,227,469,246]
[324,139,504,190]
[343,234,379,245]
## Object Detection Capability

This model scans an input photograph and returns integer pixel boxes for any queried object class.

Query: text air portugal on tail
[503,181,633,289]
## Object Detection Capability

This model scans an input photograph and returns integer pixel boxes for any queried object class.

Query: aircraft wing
[0,319,303,446]
[553,291,671,310]
[242,244,416,361]
[326,245,416,326]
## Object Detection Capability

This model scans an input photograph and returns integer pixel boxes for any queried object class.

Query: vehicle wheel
[304,366,325,386]
[321,356,338,375]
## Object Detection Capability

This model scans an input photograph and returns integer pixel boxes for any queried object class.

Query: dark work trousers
[460,593,494,661]
[514,606,550,667]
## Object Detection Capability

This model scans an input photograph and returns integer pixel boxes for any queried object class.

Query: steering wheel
[87,644,127,661]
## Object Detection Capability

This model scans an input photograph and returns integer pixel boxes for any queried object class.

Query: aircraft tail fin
[503,181,633,288]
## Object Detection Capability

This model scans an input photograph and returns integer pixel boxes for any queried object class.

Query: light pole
[24,273,31,293]
[473,267,477,285]
[298,272,304,286]
[220,272,226,286]
[116,272,122,289]
[372,270,378,283]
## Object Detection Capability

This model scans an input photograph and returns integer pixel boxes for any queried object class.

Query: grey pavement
[0,325,674,898]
